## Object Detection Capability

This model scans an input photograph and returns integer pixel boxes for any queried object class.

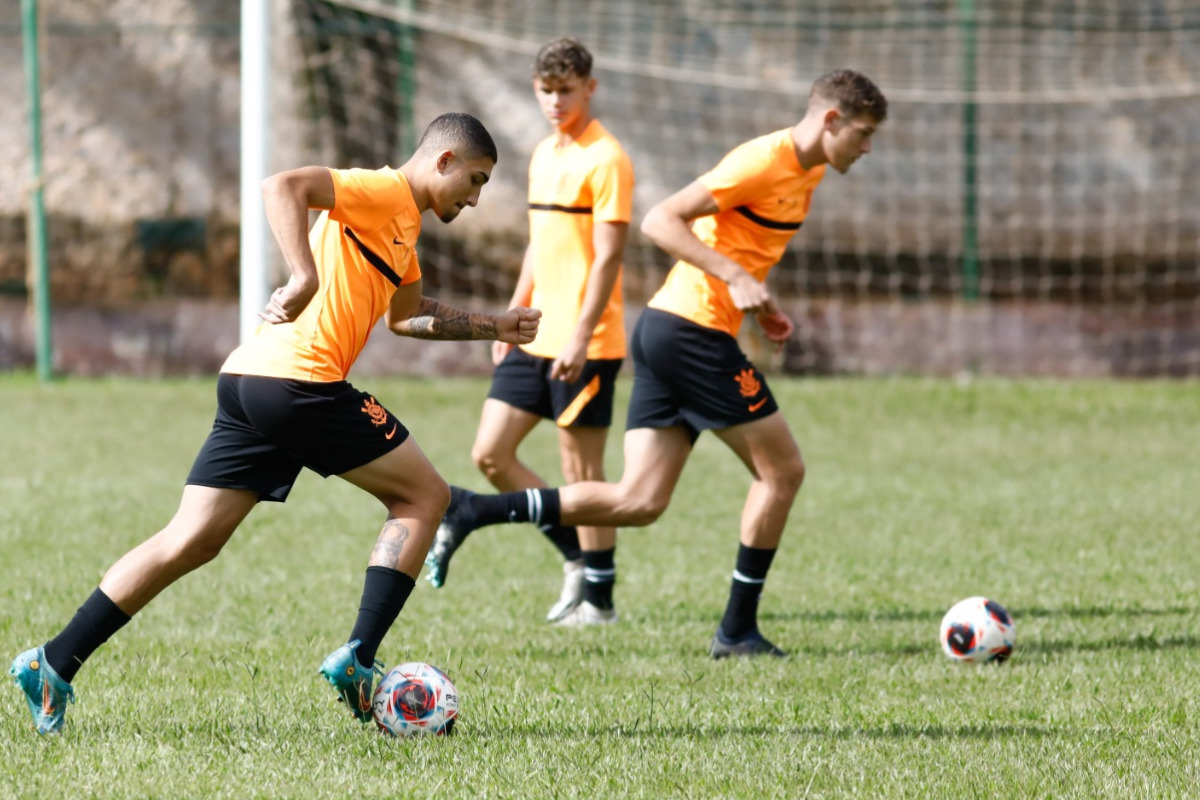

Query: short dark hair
[811,69,888,122]
[415,112,498,164]
[533,37,593,81]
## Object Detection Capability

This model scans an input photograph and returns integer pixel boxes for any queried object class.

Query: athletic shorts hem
[183,477,293,504]
[487,349,622,427]
[187,374,409,505]
[625,308,778,439]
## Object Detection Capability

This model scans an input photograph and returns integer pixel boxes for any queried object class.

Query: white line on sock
[526,488,543,525]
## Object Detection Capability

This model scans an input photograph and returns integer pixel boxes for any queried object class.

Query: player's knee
[471,445,512,483]
[392,475,450,522]
[162,526,227,569]
[620,492,669,527]
[189,541,225,567]
[428,476,452,518]
[774,453,806,498]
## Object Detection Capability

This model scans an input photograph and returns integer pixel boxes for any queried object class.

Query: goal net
[278,0,1200,376]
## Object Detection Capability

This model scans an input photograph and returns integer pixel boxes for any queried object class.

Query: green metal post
[960,0,980,302]
[22,0,52,379]
[397,0,417,156]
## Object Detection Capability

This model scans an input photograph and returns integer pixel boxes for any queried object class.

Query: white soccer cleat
[545,559,585,622]
[554,600,618,627]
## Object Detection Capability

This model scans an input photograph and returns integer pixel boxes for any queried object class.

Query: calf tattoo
[370,517,411,568]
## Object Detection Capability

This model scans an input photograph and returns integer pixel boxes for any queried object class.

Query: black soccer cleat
[424,486,478,589]
[709,629,788,660]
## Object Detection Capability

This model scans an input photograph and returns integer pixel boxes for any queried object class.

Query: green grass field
[1,374,1197,799]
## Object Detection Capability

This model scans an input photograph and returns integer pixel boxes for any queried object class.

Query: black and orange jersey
[222,167,422,382]
[648,128,825,337]
[523,119,634,360]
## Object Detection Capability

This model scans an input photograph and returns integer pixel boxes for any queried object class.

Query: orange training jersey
[523,119,634,360]
[221,167,423,381]
[648,128,825,337]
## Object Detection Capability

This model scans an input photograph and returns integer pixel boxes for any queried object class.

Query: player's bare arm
[388,280,541,342]
[493,243,537,364]
[641,180,776,315]
[259,166,335,324]
[551,220,628,382]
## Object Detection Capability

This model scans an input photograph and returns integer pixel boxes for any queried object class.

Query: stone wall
[2,1,1198,375]
[0,0,243,303]
[4,297,1197,378]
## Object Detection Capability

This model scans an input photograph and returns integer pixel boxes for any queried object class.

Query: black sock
[468,488,561,528]
[348,567,415,668]
[719,544,777,641]
[43,588,132,683]
[582,547,616,610]
[540,524,581,562]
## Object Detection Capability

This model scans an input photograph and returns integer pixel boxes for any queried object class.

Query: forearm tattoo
[396,297,498,340]
[370,517,411,568]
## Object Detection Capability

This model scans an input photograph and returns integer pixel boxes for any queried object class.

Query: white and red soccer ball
[372,662,459,737]
[939,596,1016,664]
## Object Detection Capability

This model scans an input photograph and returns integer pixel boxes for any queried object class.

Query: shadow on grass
[514,631,1200,663]
[785,633,1200,659]
[760,604,1195,624]
[640,604,1200,660]
[51,716,1064,745]
[1018,633,1200,655]
[469,721,1062,741]
[764,604,1200,658]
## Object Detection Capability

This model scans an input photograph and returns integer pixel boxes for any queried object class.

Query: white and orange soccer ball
[372,662,459,737]
[939,596,1016,664]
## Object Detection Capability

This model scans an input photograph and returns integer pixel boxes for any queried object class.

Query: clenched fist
[496,306,542,345]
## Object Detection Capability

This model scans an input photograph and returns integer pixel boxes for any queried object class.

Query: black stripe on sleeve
[344,226,401,286]
[529,203,593,215]
[733,206,803,231]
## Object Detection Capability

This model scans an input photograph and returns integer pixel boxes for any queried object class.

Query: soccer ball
[939,596,1016,664]
[372,662,459,737]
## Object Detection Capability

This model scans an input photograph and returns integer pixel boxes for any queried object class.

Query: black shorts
[487,347,623,428]
[186,374,410,502]
[626,308,778,442]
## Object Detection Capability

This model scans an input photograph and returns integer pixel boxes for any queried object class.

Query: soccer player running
[430,70,887,656]
[9,113,541,734]
[425,38,634,626]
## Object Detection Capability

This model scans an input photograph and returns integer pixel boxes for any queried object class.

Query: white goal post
[239,0,272,344]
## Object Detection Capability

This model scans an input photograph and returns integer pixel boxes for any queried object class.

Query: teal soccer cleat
[10,647,76,735]
[318,639,384,723]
